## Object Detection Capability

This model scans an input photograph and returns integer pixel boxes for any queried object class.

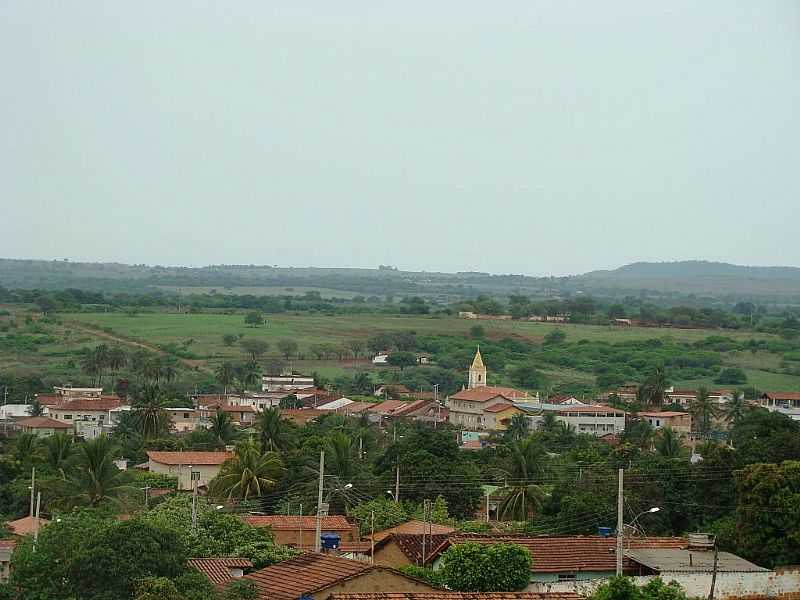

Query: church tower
[468,346,487,389]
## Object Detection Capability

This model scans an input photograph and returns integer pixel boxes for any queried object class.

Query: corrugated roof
[245,552,371,600]
[146,451,233,465]
[331,594,581,600]
[625,549,768,573]
[390,534,452,565]
[432,535,686,573]
[244,515,353,531]
[189,557,253,586]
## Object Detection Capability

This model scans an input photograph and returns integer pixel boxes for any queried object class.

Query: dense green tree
[239,339,269,362]
[209,442,283,500]
[505,413,530,441]
[715,367,748,385]
[42,432,73,473]
[387,351,417,371]
[223,333,238,347]
[276,338,299,360]
[215,362,236,392]
[689,387,718,436]
[256,407,292,453]
[209,410,238,446]
[26,399,44,417]
[654,427,681,459]
[543,329,566,345]
[498,438,548,520]
[131,384,171,439]
[439,542,532,591]
[63,435,134,508]
[730,409,800,467]
[244,311,264,327]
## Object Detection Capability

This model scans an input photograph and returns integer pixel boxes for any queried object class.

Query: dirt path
[63,319,213,375]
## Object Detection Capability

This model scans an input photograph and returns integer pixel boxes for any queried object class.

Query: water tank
[688,533,715,549]
[320,533,341,551]
[598,527,613,538]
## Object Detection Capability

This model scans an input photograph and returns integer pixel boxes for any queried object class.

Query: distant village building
[146,451,233,491]
[261,374,315,392]
[638,411,692,435]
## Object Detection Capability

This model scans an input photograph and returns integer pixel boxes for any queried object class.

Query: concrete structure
[262,374,315,392]
[245,553,437,600]
[165,408,201,433]
[146,451,233,490]
[760,391,800,410]
[0,404,34,420]
[48,397,122,432]
[468,347,487,389]
[637,412,691,434]
[482,402,525,431]
[0,540,15,582]
[15,416,73,437]
[244,515,360,551]
[520,404,626,436]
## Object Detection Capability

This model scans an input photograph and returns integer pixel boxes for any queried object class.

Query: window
[183,413,190,419]
[558,573,576,581]
[191,471,201,482]
[64,414,72,420]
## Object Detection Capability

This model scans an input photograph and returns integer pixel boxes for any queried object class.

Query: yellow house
[482,402,524,431]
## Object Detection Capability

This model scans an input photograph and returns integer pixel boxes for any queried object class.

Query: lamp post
[629,507,660,535]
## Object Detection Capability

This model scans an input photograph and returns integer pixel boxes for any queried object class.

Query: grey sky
[1,2,799,276]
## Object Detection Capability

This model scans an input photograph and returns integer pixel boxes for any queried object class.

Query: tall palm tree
[13,433,38,461]
[209,409,237,446]
[642,366,668,406]
[506,413,530,441]
[65,435,134,507]
[540,412,558,433]
[43,432,74,473]
[654,427,682,458]
[256,407,290,453]
[499,437,548,520]
[723,391,747,426]
[209,442,284,500]
[235,360,260,392]
[216,362,236,394]
[132,384,171,438]
[690,387,718,437]
[326,432,355,480]
[106,347,127,380]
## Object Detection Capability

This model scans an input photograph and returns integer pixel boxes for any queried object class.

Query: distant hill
[2,258,800,304]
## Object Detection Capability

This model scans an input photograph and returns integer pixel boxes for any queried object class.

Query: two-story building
[637,411,692,434]
[146,451,233,490]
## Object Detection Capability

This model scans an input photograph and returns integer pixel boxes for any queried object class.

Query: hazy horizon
[2,2,799,276]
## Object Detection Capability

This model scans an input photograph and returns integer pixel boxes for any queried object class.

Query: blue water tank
[320,533,341,551]
[597,527,613,538]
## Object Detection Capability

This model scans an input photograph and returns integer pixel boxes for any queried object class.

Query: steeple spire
[468,346,487,389]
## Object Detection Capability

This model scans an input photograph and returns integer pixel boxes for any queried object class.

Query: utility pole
[142,486,151,509]
[370,511,375,565]
[485,488,491,522]
[298,504,303,548]
[190,467,198,530]
[422,499,430,565]
[395,464,400,503]
[616,468,624,576]
[33,492,41,551]
[314,450,325,552]
[708,540,719,600]
[29,468,36,517]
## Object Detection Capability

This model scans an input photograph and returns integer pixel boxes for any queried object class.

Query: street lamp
[386,489,395,499]
[628,507,660,535]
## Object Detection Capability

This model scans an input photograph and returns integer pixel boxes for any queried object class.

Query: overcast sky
[1,2,799,276]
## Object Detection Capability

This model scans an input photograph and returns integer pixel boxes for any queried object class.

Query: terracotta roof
[484,403,520,414]
[556,405,625,415]
[7,516,50,536]
[762,392,800,401]
[52,397,121,411]
[0,539,17,550]
[244,515,353,531]
[368,400,410,415]
[245,552,371,600]
[449,387,526,402]
[372,520,456,542]
[338,541,374,553]
[389,534,452,565]
[146,451,233,465]
[189,557,253,586]
[547,395,578,404]
[431,535,686,573]
[16,416,72,429]
[330,594,581,600]
[33,395,61,406]
[393,400,434,417]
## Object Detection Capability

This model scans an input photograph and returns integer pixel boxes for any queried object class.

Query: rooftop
[638,412,689,418]
[484,402,521,414]
[7,515,50,536]
[449,387,526,403]
[626,548,768,573]
[146,451,233,466]
[244,515,353,531]
[372,520,456,542]
[53,397,121,411]
[330,594,581,600]
[762,392,800,401]
[16,416,72,429]
[245,552,371,600]
[189,557,253,586]
[555,405,626,415]
[382,533,453,565]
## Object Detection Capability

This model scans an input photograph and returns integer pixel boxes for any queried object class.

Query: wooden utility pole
[708,541,719,600]
[616,468,624,576]
[314,450,325,552]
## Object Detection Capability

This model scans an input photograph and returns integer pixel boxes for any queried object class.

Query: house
[546,395,583,405]
[482,403,525,431]
[280,408,325,425]
[519,404,626,437]
[146,451,233,491]
[262,374,316,392]
[613,319,633,326]
[372,354,390,365]
[165,408,201,433]
[370,520,456,543]
[6,515,49,537]
[198,403,256,426]
[189,557,252,587]
[663,389,697,407]
[597,386,638,405]
[637,411,691,434]
[428,535,686,582]
[0,539,16,582]
[15,416,73,437]
[48,396,123,435]
[244,552,437,600]
[760,392,800,410]
[244,515,360,551]
[0,404,36,421]
[374,385,414,399]
[372,534,452,568]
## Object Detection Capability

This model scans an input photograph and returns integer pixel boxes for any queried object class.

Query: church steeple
[468,346,487,389]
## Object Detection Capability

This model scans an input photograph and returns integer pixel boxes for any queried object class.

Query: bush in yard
[439,542,531,591]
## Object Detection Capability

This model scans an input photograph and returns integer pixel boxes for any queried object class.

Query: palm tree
[723,390,747,426]
[43,432,74,473]
[256,407,290,453]
[65,435,134,507]
[498,437,548,520]
[106,347,127,380]
[80,351,102,386]
[132,384,171,438]
[654,427,682,458]
[209,409,237,446]
[209,442,284,500]
[540,412,558,432]
[506,413,530,441]
[235,360,260,392]
[642,366,668,406]
[13,433,38,461]
[326,432,355,480]
[690,387,718,437]
[215,362,236,394]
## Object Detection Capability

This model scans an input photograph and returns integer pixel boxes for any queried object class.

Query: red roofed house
[146,451,233,491]
[198,403,256,426]
[760,392,800,410]
[49,396,122,437]
[372,533,453,568]
[16,416,73,437]
[446,348,532,430]
[637,411,691,435]
[482,403,525,431]
[189,557,252,587]
[244,552,436,600]
[243,515,360,551]
[6,515,49,537]
[370,520,456,543]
